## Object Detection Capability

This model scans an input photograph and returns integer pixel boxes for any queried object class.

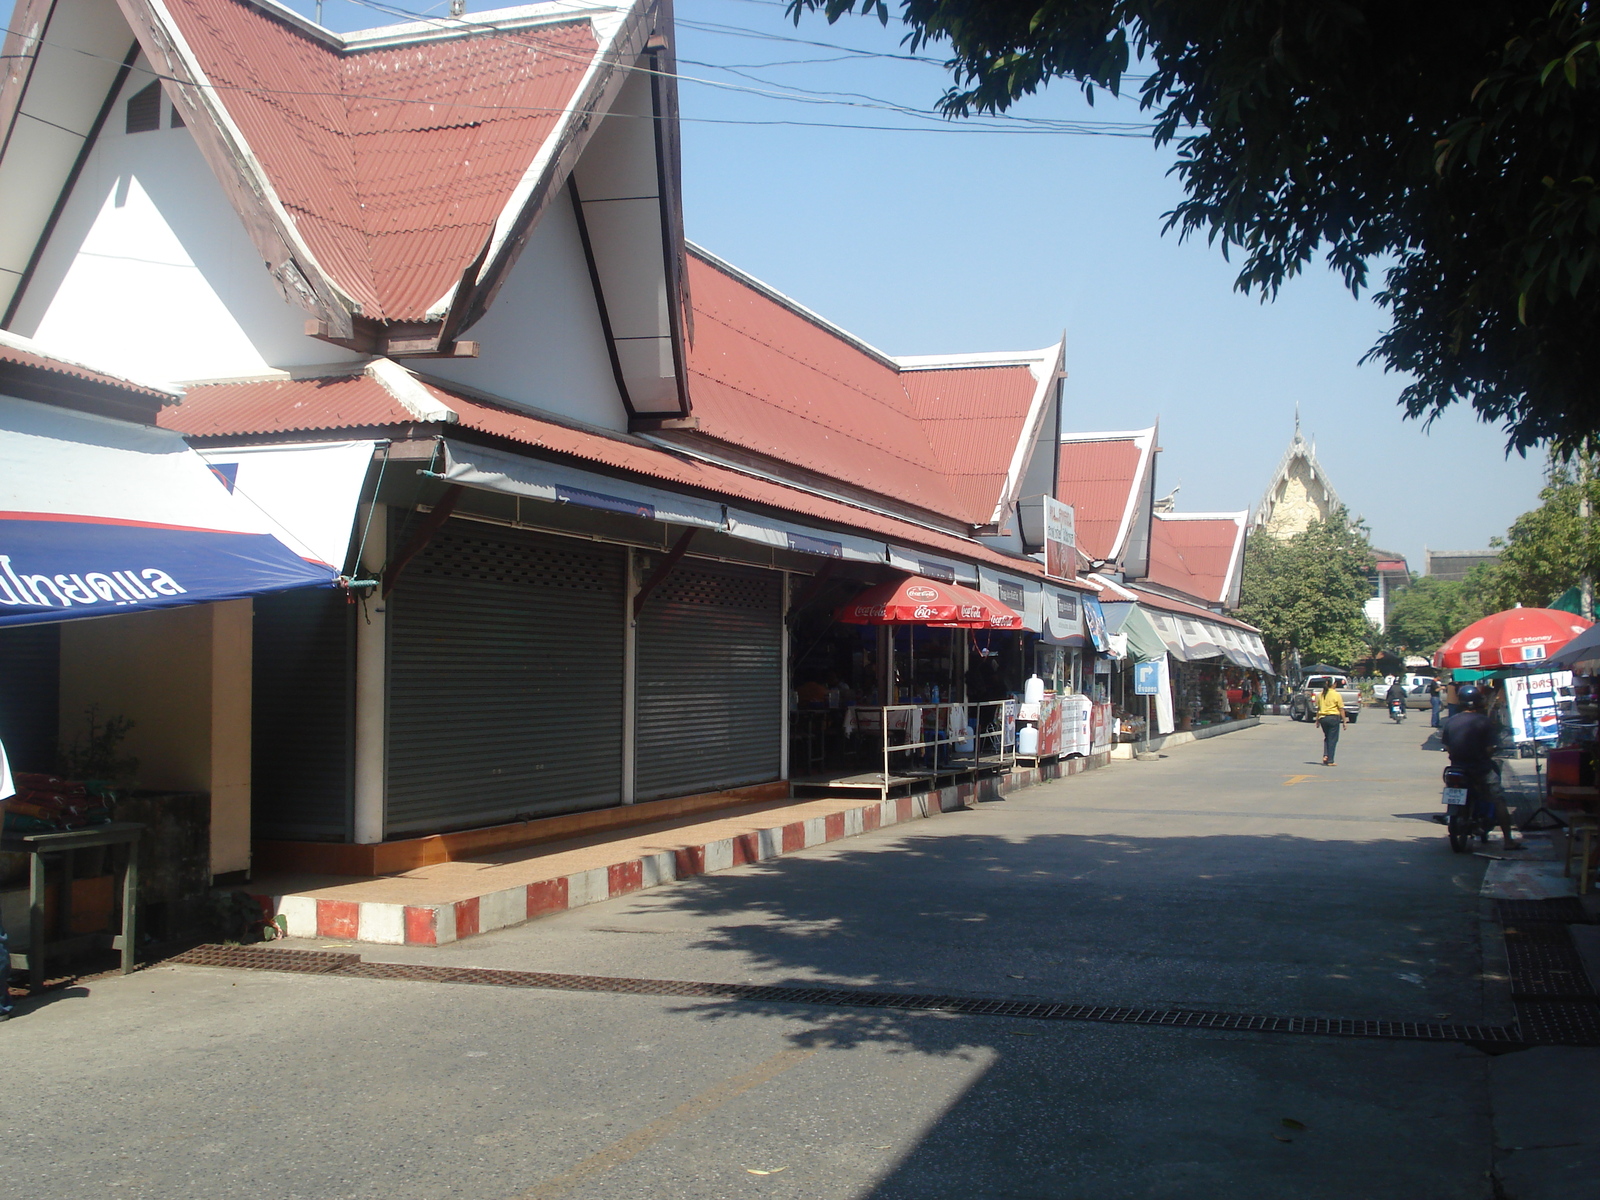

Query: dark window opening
[125,81,160,134]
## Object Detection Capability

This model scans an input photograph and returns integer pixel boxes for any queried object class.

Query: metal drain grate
[1497,898,1592,924]
[1504,932,1595,999]
[1497,909,1600,1045]
[168,945,1527,1046]
[170,945,361,974]
[1513,999,1600,1045]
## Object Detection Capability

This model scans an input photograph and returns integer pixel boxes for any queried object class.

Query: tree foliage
[1380,458,1594,651]
[1384,570,1498,655]
[1236,511,1375,671]
[1483,460,1600,607]
[791,0,1600,454]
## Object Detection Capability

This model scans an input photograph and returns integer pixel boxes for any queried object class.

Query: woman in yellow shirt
[1316,682,1346,765]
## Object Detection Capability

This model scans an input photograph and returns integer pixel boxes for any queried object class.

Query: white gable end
[9,59,361,385]
[424,186,629,432]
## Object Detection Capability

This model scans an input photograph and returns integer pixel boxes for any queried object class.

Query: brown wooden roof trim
[0,359,169,424]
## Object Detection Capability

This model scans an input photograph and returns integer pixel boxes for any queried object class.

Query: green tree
[1483,461,1600,609]
[1384,575,1496,655]
[792,0,1600,454]
[1237,511,1376,671]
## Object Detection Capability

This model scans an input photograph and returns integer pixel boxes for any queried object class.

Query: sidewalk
[255,755,1108,946]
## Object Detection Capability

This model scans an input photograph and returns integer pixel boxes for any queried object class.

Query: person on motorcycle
[1440,683,1521,849]
[1385,677,1407,716]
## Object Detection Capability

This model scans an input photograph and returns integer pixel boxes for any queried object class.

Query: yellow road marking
[513,1047,816,1199]
[1283,775,1316,786]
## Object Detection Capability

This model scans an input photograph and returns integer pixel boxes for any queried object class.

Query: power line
[336,0,1153,133]
[0,8,1155,138]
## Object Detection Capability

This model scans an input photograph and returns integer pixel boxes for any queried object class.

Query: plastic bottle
[1024,674,1045,704]
[1017,724,1039,756]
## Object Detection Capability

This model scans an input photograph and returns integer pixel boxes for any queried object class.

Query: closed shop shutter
[635,560,782,801]
[252,587,353,841]
[387,519,625,835]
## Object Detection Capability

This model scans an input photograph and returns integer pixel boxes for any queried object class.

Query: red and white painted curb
[260,756,1105,947]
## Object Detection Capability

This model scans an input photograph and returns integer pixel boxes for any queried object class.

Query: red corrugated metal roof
[683,252,1040,525]
[903,364,1037,524]
[1057,437,1144,561]
[166,0,599,320]
[153,367,1092,586]
[684,254,957,515]
[0,341,177,400]
[1145,516,1244,606]
[426,378,1089,584]
[157,374,411,435]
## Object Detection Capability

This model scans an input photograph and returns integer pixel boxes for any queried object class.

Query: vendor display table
[2,821,142,991]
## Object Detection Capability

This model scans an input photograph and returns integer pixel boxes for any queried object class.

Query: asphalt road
[0,715,1537,1199]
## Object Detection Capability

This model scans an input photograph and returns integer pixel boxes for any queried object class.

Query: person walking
[1315,680,1346,765]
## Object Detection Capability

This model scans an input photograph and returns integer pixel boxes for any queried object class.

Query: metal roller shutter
[387,519,625,835]
[635,560,782,801]
[252,587,353,842]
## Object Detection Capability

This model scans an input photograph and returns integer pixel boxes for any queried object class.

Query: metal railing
[851,700,1016,801]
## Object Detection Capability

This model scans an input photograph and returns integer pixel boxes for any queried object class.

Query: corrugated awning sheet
[724,509,886,564]
[1144,609,1191,662]
[437,440,726,530]
[978,566,1043,633]
[886,544,978,585]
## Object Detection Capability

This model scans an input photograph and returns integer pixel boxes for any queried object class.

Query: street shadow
[1,983,91,1022]
[625,822,1498,1197]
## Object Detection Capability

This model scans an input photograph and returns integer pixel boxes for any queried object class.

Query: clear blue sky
[3,0,1548,568]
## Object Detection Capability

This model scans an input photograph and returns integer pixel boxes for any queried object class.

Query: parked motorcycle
[1442,765,1493,853]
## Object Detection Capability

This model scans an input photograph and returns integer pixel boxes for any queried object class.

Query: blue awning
[0,397,335,627]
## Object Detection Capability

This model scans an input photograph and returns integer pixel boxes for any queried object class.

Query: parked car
[1288,674,1362,722]
[1385,672,1437,710]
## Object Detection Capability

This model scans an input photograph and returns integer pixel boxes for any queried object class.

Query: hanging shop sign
[1044,497,1076,580]
[1082,595,1109,652]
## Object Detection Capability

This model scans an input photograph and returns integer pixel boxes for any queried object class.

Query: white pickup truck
[1288,674,1362,723]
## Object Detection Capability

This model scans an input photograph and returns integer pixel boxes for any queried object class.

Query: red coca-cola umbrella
[1434,605,1594,669]
[835,576,1022,629]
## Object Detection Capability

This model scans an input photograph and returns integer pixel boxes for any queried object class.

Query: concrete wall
[59,599,253,877]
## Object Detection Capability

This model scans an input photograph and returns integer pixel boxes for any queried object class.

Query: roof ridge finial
[1294,401,1301,439]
